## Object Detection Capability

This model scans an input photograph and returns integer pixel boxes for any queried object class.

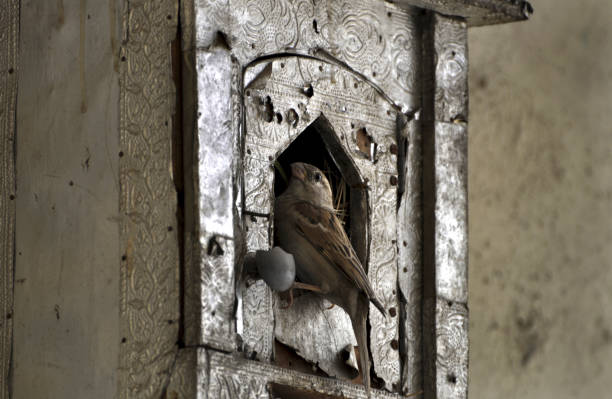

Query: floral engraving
[243,56,400,389]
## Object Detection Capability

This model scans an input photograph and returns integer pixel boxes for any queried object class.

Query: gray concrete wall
[13,1,120,398]
[11,0,612,397]
[468,1,612,398]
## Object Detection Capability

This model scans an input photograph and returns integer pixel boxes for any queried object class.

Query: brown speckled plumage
[275,162,386,395]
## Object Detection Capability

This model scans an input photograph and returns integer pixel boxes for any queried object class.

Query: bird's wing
[292,201,386,316]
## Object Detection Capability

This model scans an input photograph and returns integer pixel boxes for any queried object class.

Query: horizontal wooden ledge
[203,348,413,399]
[391,0,532,26]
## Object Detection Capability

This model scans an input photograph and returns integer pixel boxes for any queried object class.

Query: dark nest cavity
[274,124,351,235]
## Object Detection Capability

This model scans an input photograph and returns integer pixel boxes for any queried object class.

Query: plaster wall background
[9,0,612,398]
[13,1,121,398]
[468,1,612,398]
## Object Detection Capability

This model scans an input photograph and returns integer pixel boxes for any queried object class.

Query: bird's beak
[290,163,306,182]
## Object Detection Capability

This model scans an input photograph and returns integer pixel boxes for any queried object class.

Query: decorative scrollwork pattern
[197,0,420,112]
[119,1,181,398]
[210,372,269,399]
[167,348,198,398]
[436,299,468,398]
[433,15,468,122]
[195,0,427,395]
[204,349,402,398]
[242,56,401,389]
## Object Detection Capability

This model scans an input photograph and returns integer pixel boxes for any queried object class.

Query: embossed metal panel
[421,13,469,399]
[240,56,401,388]
[119,1,181,397]
[195,0,420,111]
[0,0,532,396]
[192,48,239,351]
[188,1,470,399]
[202,349,406,399]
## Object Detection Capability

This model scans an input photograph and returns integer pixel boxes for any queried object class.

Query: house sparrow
[275,162,386,394]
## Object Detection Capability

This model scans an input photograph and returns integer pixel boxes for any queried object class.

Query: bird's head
[285,162,334,209]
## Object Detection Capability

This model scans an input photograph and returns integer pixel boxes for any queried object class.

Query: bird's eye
[314,172,322,183]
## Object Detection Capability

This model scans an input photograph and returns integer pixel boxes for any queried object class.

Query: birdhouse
[173,1,531,398]
[1,0,531,397]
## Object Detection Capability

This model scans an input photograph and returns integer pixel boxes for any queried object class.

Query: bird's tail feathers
[351,310,371,397]
[371,296,387,318]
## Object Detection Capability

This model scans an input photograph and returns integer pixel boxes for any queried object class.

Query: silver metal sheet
[434,121,468,304]
[196,0,421,112]
[243,56,402,389]
[202,349,406,399]
[433,15,468,123]
[107,0,481,397]
[274,293,357,380]
[198,233,237,351]
[243,155,274,214]
[241,278,275,361]
[369,170,401,390]
[195,0,230,49]
[192,47,239,351]
[196,49,234,238]
[241,193,275,361]
[421,13,469,399]
[190,1,474,396]
[436,298,468,399]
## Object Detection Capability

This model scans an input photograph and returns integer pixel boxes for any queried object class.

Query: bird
[274,162,386,395]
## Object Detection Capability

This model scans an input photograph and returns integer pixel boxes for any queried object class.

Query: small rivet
[303,84,314,97]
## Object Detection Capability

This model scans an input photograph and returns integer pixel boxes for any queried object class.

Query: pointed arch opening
[274,115,369,266]
[240,55,401,387]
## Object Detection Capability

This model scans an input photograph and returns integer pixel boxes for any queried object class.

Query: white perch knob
[256,246,296,292]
